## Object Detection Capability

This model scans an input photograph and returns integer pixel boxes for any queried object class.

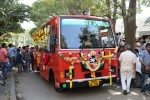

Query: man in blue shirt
[8,44,16,69]
[139,43,150,92]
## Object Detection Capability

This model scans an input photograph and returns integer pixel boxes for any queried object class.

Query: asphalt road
[15,72,150,100]
[0,71,11,100]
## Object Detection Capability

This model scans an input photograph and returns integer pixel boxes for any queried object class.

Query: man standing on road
[30,47,34,71]
[139,43,150,92]
[33,46,38,70]
[23,45,31,72]
[0,43,11,78]
[119,44,136,95]
[8,44,16,70]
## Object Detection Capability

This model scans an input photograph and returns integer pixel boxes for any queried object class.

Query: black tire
[134,73,142,88]
[49,70,54,83]
[37,67,40,71]
[55,86,64,93]
[54,76,64,93]
[49,70,64,93]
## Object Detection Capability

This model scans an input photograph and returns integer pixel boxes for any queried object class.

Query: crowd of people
[117,36,150,95]
[0,43,35,80]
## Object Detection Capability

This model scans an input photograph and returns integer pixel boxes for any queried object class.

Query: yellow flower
[69,52,72,56]
[69,58,73,62]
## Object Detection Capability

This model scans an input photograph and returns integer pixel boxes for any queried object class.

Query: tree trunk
[112,0,118,32]
[128,0,136,48]
[123,0,136,49]
[106,0,111,19]
[105,0,118,32]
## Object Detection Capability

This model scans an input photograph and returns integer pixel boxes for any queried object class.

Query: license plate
[88,80,100,87]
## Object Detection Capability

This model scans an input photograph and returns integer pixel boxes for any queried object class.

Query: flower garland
[58,51,79,88]
[58,47,118,86]
[58,52,80,64]
[80,50,105,72]
[104,47,118,58]
[69,64,74,88]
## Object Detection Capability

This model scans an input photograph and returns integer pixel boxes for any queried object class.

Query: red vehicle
[33,15,118,92]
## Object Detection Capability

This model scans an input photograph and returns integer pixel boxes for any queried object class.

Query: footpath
[0,70,16,100]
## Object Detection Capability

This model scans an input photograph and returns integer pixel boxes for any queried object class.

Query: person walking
[33,46,38,70]
[23,45,31,72]
[139,43,150,93]
[0,43,11,78]
[15,48,23,73]
[30,47,34,71]
[117,46,124,85]
[8,44,16,70]
[21,46,26,70]
[118,44,136,95]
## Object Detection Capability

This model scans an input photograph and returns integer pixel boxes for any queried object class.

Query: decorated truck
[33,15,118,92]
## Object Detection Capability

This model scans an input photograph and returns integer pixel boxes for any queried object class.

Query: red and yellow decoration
[69,64,74,88]
[80,50,105,72]
[58,52,80,64]
[58,51,78,88]
[33,25,50,42]
[108,51,112,86]
[58,47,118,88]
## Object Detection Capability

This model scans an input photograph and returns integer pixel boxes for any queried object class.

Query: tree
[104,0,140,48]
[30,0,149,48]
[118,0,136,48]
[29,27,38,37]
[30,0,56,27]
[30,0,101,26]
[0,0,31,38]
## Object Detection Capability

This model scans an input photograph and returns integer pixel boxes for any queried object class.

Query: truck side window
[50,34,56,53]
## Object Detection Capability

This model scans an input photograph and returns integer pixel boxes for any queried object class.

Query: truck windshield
[60,18,116,49]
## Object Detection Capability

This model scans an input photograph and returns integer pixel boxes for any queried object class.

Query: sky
[116,6,150,33]
[19,0,37,29]
[19,0,37,6]
[137,6,150,18]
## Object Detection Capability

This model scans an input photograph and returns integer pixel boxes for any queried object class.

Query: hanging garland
[80,50,105,72]
[58,52,80,64]
[59,47,118,70]
[104,47,118,58]
[58,47,118,87]
[58,51,79,88]
[69,64,74,88]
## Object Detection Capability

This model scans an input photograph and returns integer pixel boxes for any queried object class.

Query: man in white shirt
[118,44,136,95]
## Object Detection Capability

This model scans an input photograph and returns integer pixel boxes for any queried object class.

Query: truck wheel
[55,86,64,93]
[53,77,64,93]
[37,67,40,71]
[49,70,64,93]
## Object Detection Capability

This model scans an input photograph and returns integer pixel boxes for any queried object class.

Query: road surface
[15,72,150,100]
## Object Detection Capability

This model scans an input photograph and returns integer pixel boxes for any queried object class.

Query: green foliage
[30,0,150,44]
[30,0,55,27]
[140,0,150,7]
[0,0,31,35]
[30,0,113,27]
[29,27,38,37]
